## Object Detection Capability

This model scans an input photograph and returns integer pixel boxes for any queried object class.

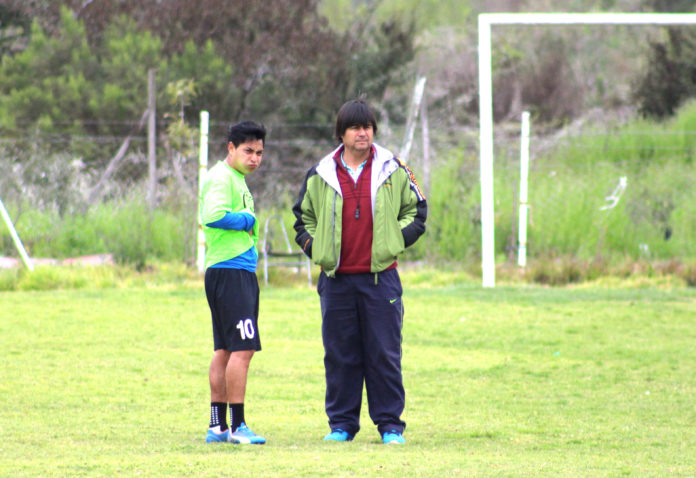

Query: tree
[8,0,416,123]
[14,0,343,123]
[0,8,169,162]
[633,28,696,118]
[631,0,696,118]
[0,0,33,61]
[0,0,417,210]
[0,7,98,133]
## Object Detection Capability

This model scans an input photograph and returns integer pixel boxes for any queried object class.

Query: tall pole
[197,111,209,273]
[147,69,157,211]
[420,98,431,196]
[400,76,427,162]
[478,16,495,287]
[518,111,531,267]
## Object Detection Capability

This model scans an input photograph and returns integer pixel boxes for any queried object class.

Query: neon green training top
[199,160,259,269]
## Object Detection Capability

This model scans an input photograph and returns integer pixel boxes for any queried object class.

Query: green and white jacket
[292,143,427,277]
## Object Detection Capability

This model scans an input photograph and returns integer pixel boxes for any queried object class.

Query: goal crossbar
[478,12,696,287]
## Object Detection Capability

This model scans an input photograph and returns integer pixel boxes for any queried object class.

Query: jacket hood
[315,143,399,204]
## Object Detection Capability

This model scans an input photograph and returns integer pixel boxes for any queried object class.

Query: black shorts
[205,268,261,352]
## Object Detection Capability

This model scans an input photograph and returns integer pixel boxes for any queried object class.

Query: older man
[293,99,427,444]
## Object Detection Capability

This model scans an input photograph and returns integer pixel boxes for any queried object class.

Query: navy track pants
[317,268,406,436]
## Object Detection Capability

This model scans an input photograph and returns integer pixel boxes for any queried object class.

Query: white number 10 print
[236,318,256,340]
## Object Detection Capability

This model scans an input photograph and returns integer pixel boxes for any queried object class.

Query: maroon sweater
[334,151,396,274]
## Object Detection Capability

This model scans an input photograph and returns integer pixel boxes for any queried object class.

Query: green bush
[515,101,696,266]
[2,194,193,269]
[17,266,88,291]
[0,268,19,291]
[421,150,480,263]
[90,198,189,269]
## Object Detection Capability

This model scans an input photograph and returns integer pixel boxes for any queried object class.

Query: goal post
[478,12,696,287]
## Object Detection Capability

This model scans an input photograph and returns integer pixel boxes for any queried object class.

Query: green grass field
[1,274,695,477]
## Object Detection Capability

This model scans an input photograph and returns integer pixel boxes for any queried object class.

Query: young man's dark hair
[228,121,266,146]
[334,99,378,143]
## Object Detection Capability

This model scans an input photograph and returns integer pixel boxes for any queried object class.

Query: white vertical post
[147,69,157,211]
[518,111,531,267]
[0,197,34,271]
[400,76,427,162]
[197,111,209,273]
[420,98,431,196]
[478,16,495,287]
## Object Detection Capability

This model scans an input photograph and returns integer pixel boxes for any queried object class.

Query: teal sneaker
[205,427,231,443]
[229,423,266,445]
[324,429,353,441]
[382,430,405,444]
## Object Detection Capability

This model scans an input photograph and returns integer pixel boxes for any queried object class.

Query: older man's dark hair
[334,99,378,144]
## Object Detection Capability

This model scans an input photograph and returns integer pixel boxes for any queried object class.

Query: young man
[292,99,427,444]
[199,121,266,444]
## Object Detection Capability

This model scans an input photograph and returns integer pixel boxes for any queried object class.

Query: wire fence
[0,120,338,266]
[1,116,695,268]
